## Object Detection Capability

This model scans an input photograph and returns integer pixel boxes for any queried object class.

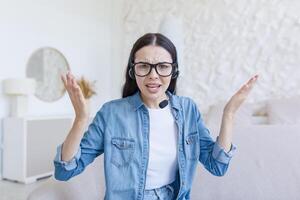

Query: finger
[62,74,74,97]
[66,71,72,86]
[69,72,75,80]
[61,74,67,87]
[237,84,251,96]
[68,73,75,85]
[238,84,255,98]
[71,78,84,101]
[65,72,76,95]
[241,75,259,91]
[69,73,77,90]
[246,77,258,90]
[241,83,253,93]
[72,83,85,102]
[71,77,79,90]
[246,75,259,85]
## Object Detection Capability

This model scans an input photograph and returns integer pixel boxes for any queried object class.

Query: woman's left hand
[223,75,259,116]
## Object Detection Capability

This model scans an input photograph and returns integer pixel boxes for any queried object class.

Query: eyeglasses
[131,62,176,77]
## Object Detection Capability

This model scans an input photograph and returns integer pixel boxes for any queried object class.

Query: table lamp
[2,78,36,117]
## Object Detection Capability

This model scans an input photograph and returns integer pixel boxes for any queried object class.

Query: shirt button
[179,148,183,152]
[182,181,185,185]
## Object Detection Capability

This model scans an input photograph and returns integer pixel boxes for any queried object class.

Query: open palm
[224,75,259,115]
[61,71,89,120]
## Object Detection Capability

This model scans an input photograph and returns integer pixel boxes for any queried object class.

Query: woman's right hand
[61,71,89,121]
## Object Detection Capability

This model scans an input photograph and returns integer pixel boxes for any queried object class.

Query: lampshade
[3,78,36,95]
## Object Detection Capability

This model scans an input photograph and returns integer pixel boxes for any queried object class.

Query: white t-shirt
[145,104,179,190]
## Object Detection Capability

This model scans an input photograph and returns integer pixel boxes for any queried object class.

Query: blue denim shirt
[54,91,236,200]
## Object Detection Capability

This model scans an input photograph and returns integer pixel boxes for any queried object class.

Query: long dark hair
[122,33,179,98]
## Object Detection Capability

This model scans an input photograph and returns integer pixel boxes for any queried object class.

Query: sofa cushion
[267,96,300,124]
[205,101,253,131]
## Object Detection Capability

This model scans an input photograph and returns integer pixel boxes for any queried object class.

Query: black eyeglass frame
[130,62,178,77]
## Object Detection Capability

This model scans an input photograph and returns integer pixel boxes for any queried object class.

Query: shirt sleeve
[190,99,236,176]
[212,136,236,164]
[53,107,106,181]
[53,144,81,171]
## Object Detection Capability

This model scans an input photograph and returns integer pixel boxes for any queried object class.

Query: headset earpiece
[171,64,179,79]
[171,70,179,79]
[128,67,135,80]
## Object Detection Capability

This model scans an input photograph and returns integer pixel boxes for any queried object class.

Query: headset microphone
[159,100,168,109]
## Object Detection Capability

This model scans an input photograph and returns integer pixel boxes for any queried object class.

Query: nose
[148,67,159,79]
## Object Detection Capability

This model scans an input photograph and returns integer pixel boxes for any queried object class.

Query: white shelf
[2,117,74,184]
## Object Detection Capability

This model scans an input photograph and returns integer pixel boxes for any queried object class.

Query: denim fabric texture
[54,91,236,200]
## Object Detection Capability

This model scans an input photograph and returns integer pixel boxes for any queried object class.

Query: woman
[54,33,258,200]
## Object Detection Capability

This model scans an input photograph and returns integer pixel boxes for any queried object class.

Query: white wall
[0,0,123,177]
[122,0,300,112]
[2,0,300,179]
[110,0,126,99]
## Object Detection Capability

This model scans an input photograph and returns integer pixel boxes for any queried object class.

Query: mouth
[146,84,162,88]
[145,84,162,93]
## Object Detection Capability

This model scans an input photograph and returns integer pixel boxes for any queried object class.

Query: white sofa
[196,124,300,200]
[28,96,300,200]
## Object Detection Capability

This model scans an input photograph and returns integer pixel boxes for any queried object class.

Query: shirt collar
[129,90,181,111]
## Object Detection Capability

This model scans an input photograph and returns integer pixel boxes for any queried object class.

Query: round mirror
[26,47,70,102]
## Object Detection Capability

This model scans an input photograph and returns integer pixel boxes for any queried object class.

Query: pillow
[251,101,268,117]
[205,101,253,130]
[266,96,300,124]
